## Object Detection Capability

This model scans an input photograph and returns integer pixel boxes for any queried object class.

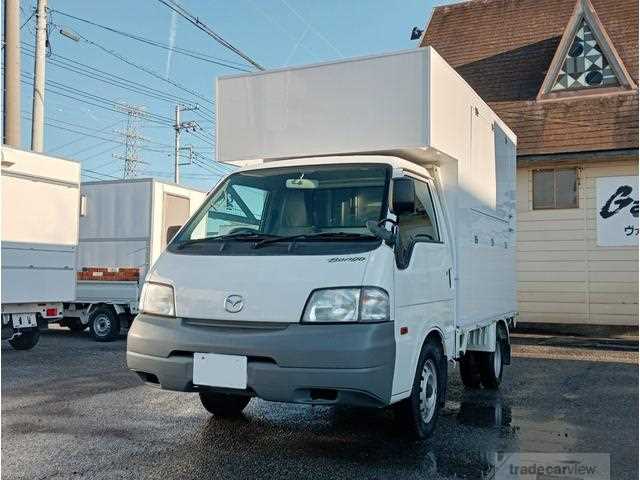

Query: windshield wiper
[253,232,376,249]
[175,232,280,249]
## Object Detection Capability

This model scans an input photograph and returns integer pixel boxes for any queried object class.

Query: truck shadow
[41,326,127,342]
[141,391,515,479]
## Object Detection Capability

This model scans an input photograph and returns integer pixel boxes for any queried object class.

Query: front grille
[181,318,290,332]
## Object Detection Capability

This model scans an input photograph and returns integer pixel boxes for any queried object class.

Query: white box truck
[1,147,80,350]
[126,47,517,439]
[60,179,206,341]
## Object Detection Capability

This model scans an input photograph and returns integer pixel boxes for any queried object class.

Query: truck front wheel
[394,338,446,440]
[89,307,120,342]
[199,392,250,417]
[9,328,40,350]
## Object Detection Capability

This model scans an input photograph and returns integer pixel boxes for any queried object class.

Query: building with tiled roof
[422,0,638,327]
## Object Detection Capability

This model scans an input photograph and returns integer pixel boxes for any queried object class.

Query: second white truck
[61,179,206,341]
[127,47,517,438]
[1,147,80,350]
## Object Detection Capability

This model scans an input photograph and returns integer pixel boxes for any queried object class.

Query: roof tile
[422,0,638,155]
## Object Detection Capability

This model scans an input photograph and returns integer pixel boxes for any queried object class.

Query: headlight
[140,282,175,317]
[302,287,389,323]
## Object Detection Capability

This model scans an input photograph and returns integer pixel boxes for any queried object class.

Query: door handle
[446,268,452,288]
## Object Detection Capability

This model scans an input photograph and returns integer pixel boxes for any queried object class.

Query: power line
[20,7,36,29]
[21,112,172,154]
[156,0,265,71]
[42,27,217,116]
[83,167,120,179]
[18,110,124,151]
[50,8,253,72]
[18,70,175,125]
[22,42,213,112]
[71,143,120,162]
[191,151,236,175]
[51,123,121,153]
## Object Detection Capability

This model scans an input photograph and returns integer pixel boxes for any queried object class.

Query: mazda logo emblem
[224,294,244,313]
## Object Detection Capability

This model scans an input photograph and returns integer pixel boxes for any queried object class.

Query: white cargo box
[77,179,206,291]
[217,47,517,330]
[1,147,81,304]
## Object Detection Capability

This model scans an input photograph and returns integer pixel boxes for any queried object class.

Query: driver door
[392,177,454,395]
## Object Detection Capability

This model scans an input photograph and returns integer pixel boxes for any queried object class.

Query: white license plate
[193,353,247,389]
[10,313,37,329]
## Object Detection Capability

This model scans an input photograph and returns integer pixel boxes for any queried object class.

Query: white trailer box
[216,47,517,332]
[1,147,80,349]
[77,178,206,290]
[1,147,80,304]
[64,179,206,340]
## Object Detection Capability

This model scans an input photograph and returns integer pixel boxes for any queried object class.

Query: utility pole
[174,105,180,184]
[113,104,147,178]
[173,104,199,184]
[3,0,21,146]
[30,0,47,152]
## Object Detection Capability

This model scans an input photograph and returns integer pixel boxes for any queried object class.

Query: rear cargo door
[392,177,454,395]
[162,193,190,250]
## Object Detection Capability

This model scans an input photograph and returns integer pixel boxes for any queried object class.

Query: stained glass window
[551,19,619,91]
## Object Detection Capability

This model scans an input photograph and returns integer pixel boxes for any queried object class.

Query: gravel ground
[2,327,638,479]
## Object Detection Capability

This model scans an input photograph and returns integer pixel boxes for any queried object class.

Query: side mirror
[392,178,415,215]
[166,225,182,244]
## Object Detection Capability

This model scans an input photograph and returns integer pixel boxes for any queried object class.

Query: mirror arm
[366,219,397,246]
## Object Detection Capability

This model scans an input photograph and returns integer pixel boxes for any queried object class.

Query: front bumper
[127,314,396,407]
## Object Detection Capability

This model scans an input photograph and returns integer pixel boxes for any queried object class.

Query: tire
[479,325,507,389]
[394,338,447,440]
[199,392,250,417]
[459,351,482,389]
[89,306,120,342]
[66,318,87,332]
[9,328,40,350]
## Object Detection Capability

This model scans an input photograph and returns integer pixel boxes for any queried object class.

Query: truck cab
[127,156,509,439]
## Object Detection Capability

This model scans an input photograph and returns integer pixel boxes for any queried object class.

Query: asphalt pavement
[2,327,638,480]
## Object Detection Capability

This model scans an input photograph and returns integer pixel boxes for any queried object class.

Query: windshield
[171,163,390,254]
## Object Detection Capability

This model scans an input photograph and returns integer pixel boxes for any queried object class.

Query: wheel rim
[93,314,111,336]
[494,341,502,377]
[419,359,438,424]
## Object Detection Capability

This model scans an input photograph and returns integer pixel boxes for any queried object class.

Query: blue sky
[17,0,451,190]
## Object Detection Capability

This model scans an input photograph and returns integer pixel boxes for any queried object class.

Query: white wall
[517,159,638,326]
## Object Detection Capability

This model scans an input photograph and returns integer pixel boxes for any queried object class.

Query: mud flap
[503,336,512,365]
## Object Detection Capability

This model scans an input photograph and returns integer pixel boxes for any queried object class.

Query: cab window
[396,178,441,267]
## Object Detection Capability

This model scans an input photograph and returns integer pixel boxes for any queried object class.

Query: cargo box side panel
[2,166,80,247]
[494,123,518,317]
[78,181,152,277]
[453,125,517,329]
[76,281,138,304]
[1,243,76,303]
[428,49,517,328]
[217,50,429,163]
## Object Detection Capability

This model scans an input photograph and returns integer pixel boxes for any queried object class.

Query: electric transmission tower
[113,103,148,178]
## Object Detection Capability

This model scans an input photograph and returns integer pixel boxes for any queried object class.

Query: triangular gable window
[538,0,635,99]
[551,19,619,91]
